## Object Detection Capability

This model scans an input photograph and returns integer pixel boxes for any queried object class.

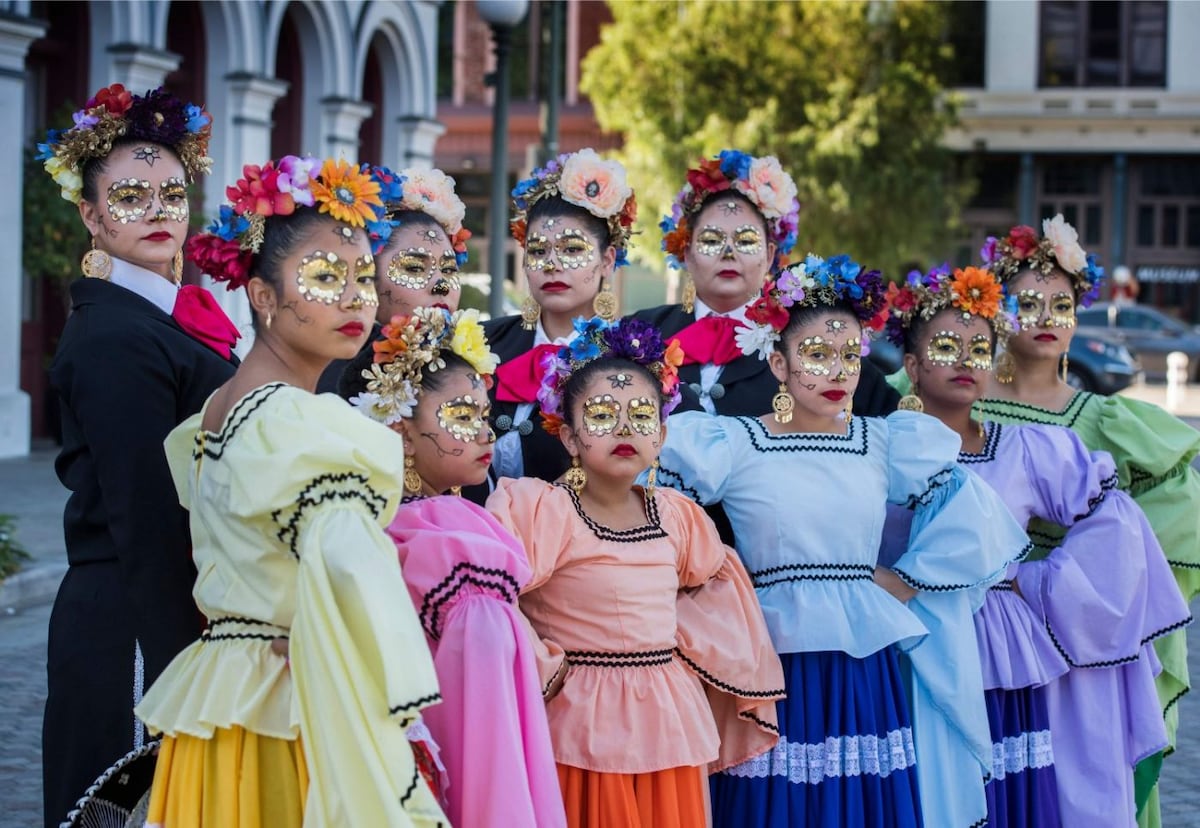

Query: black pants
[42,563,142,828]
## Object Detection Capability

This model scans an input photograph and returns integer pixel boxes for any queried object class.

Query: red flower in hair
[186,234,252,290]
[619,194,638,228]
[510,218,527,246]
[746,290,789,331]
[686,157,730,195]
[1008,225,1039,259]
[86,84,133,116]
[227,162,295,217]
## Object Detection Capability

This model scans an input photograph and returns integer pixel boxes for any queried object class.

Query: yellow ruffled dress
[135,383,447,828]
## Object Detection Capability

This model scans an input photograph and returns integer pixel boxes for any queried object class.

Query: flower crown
[736,254,889,359]
[367,165,472,267]
[536,317,685,436]
[981,214,1105,307]
[37,84,213,204]
[186,156,388,290]
[510,148,638,267]
[660,150,800,274]
[883,264,1016,347]
[350,307,500,426]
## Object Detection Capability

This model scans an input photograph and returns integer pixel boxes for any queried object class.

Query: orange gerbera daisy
[949,266,1003,318]
[373,315,413,364]
[311,159,384,227]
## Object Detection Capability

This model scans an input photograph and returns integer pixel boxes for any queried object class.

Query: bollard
[1166,351,1188,413]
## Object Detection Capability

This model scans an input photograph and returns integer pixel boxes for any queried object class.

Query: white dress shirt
[109,257,179,316]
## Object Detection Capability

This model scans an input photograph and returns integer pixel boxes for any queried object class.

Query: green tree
[581,0,972,277]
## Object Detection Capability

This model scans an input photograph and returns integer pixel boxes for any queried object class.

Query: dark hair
[336,344,474,403]
[561,356,662,427]
[245,209,341,332]
[775,301,859,353]
[527,194,611,251]
[693,188,767,236]
[80,137,179,203]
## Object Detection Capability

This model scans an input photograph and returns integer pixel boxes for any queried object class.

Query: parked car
[1065,328,1140,395]
[1077,302,1200,382]
[866,328,1139,396]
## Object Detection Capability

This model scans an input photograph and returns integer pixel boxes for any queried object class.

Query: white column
[984,1,1038,92]
[211,72,290,345]
[395,115,445,170]
[1167,0,1200,92]
[319,96,373,162]
[105,43,180,92]
[0,14,46,458]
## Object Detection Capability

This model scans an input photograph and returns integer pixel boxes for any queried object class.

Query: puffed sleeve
[655,411,734,506]
[387,499,566,828]
[487,478,575,698]
[883,412,1031,828]
[259,392,446,826]
[1014,425,1191,669]
[665,491,785,772]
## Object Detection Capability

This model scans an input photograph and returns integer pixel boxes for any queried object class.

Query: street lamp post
[477,0,530,319]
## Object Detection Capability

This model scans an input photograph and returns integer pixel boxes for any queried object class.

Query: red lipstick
[143,231,172,242]
[541,281,569,292]
[821,390,847,402]
[337,321,365,337]
[612,444,637,457]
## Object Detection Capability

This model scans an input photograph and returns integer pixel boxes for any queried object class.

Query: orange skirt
[557,762,708,828]
[146,726,308,828]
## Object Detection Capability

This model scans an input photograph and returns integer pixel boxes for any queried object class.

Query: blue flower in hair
[718,149,752,181]
[209,204,250,242]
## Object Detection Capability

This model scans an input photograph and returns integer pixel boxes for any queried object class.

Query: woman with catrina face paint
[972,217,1200,828]
[656,255,1028,828]
[486,317,784,828]
[39,83,239,828]
[881,264,1186,828]
[315,164,470,394]
[339,307,566,828]
[134,156,447,827]
[475,149,637,499]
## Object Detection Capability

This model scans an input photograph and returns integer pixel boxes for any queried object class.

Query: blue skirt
[983,686,1060,827]
[711,649,922,828]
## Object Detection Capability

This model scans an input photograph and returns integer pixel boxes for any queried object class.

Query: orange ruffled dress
[487,478,784,828]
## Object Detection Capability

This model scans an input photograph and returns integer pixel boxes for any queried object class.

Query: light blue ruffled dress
[657,410,1029,828]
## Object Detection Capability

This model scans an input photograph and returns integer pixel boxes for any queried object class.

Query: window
[436,1,455,100]
[1039,1,1166,88]
[943,1,986,87]
[1132,159,1200,253]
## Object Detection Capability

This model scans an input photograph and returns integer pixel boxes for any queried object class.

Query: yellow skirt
[146,726,308,828]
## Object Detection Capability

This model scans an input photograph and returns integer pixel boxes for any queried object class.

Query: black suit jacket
[463,315,574,505]
[50,278,237,679]
[45,278,237,824]
[629,303,900,417]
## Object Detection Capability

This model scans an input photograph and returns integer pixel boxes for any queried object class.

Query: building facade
[949,0,1200,320]
[3,0,443,456]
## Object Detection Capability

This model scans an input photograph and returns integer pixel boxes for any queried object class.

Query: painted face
[927,329,993,370]
[375,222,462,321]
[685,197,775,312]
[266,217,377,362]
[405,368,496,493]
[1015,289,1075,330]
[82,143,190,279]
[906,307,995,409]
[794,334,862,379]
[564,367,663,486]
[523,214,614,319]
[769,311,863,428]
[437,392,490,443]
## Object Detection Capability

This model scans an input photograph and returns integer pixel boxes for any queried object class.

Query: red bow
[673,315,743,366]
[173,285,240,359]
[494,344,562,403]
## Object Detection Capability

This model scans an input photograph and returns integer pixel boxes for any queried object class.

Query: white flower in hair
[735,322,780,361]
[1042,214,1087,274]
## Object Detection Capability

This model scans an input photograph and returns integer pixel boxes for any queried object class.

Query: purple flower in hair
[603,319,665,364]
[980,237,999,265]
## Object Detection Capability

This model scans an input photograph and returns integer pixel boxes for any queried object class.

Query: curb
[0,562,66,613]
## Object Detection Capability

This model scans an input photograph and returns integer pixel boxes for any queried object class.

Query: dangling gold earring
[264,310,274,330]
[81,238,113,280]
[772,383,794,424]
[172,249,184,285]
[994,351,1015,384]
[898,381,924,412]
[1059,352,1069,384]
[404,455,423,495]
[564,456,587,493]
[681,275,696,315]
[843,397,853,426]
[646,458,659,497]
[593,278,617,322]
[520,295,541,331]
